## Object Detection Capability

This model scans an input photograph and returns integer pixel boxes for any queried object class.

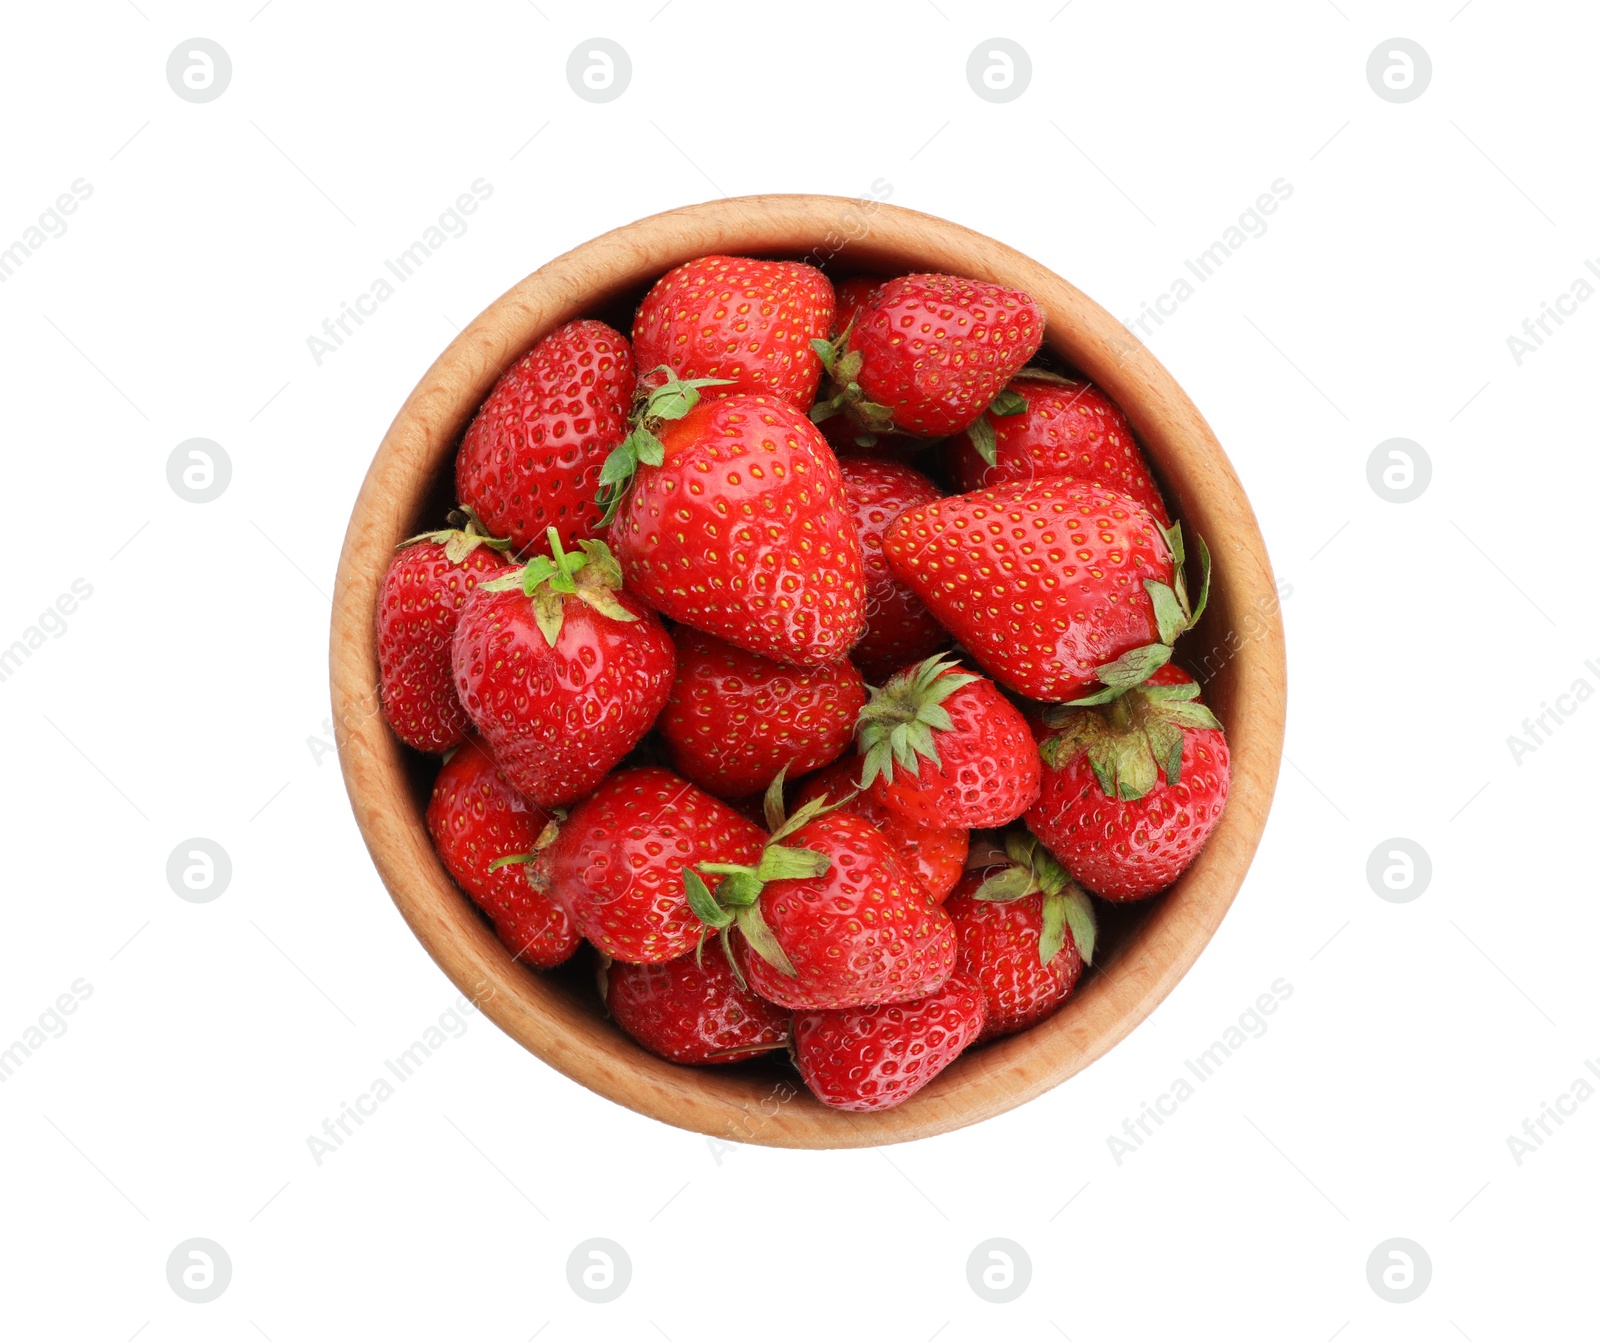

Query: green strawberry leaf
[736,902,797,978]
[1144,718,1185,787]
[1146,580,1186,647]
[755,844,831,882]
[597,440,639,490]
[967,414,998,467]
[682,867,732,929]
[972,866,1035,902]
[532,587,565,648]
[1093,642,1173,690]
[1060,886,1098,966]
[630,426,665,468]
[487,853,536,871]
[762,768,788,834]
[1039,888,1069,967]
[809,337,838,372]
[1088,732,1159,801]
[990,389,1028,417]
[1154,699,1224,732]
[1189,532,1212,627]
[1141,681,1202,703]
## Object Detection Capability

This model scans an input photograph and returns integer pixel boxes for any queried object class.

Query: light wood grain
[329,195,1288,1149]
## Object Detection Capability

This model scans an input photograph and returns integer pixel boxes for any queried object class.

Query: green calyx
[854,654,979,791]
[682,769,842,983]
[480,527,636,647]
[808,324,896,434]
[1039,673,1221,802]
[1066,520,1212,710]
[973,831,1097,966]
[400,506,514,564]
[595,366,735,524]
[964,386,1029,467]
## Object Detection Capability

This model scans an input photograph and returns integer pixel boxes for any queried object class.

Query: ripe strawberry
[855,655,1040,829]
[425,744,578,967]
[794,759,968,903]
[657,628,867,799]
[606,390,866,668]
[684,783,956,1010]
[1026,664,1229,900]
[946,833,1096,1040]
[632,255,835,411]
[792,974,986,1112]
[831,275,882,336]
[456,319,636,553]
[545,767,768,963]
[884,479,1209,702]
[602,949,789,1066]
[377,513,514,752]
[813,273,1044,439]
[947,371,1170,524]
[837,459,949,682]
[452,530,674,806]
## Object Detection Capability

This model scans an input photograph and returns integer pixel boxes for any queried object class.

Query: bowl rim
[330,193,1287,1149]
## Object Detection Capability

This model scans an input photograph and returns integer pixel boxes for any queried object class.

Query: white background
[2,1,1595,1337]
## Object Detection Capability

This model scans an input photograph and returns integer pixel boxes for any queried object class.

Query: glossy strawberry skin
[451,586,674,807]
[869,668,1041,830]
[606,950,789,1065]
[735,812,956,1010]
[658,628,867,799]
[792,974,986,1112]
[838,459,949,682]
[425,745,578,968]
[456,320,636,553]
[883,480,1174,702]
[831,275,882,336]
[632,256,835,411]
[946,872,1084,1040]
[947,377,1170,525]
[795,759,968,903]
[1026,668,1230,900]
[547,767,768,963]
[848,274,1044,437]
[611,393,867,668]
[377,541,513,752]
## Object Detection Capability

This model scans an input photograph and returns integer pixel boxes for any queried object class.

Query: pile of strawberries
[375,255,1231,1114]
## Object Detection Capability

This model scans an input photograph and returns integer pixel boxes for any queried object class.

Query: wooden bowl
[330,195,1286,1149]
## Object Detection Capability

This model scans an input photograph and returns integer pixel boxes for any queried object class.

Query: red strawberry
[684,786,956,1010]
[1026,664,1229,900]
[456,319,636,553]
[377,514,514,752]
[546,767,767,963]
[946,833,1096,1040]
[657,628,867,799]
[792,974,986,1112]
[831,274,882,336]
[813,273,1044,439]
[425,744,578,967]
[794,759,968,903]
[837,459,949,682]
[603,949,789,1066]
[452,530,674,806]
[947,372,1170,525]
[855,655,1040,829]
[606,390,866,668]
[884,479,1209,702]
[632,255,835,411]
